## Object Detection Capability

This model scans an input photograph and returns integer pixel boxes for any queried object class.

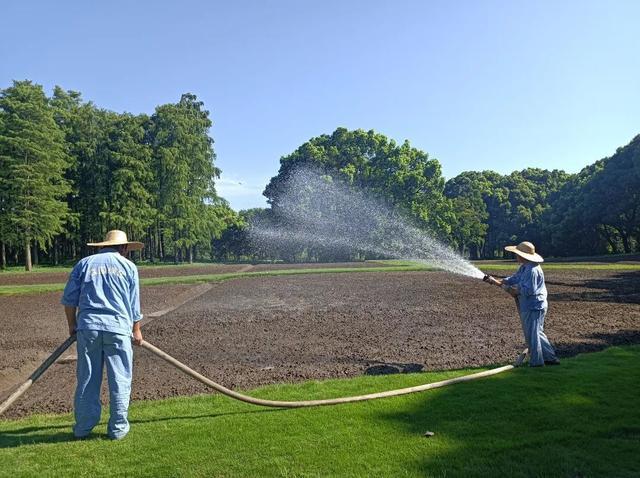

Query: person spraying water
[483,241,560,367]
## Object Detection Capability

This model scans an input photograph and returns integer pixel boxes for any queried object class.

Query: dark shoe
[544,359,560,366]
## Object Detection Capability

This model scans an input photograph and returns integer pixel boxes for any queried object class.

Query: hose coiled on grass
[140,340,521,408]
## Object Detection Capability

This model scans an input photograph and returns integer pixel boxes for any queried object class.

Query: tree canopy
[0,81,232,268]
[264,127,452,237]
[1,79,638,268]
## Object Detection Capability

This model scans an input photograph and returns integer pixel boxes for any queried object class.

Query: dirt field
[1,268,639,418]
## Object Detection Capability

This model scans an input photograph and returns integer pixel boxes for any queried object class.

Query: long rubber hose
[0,285,214,417]
[0,336,523,415]
[0,335,77,416]
[141,340,520,408]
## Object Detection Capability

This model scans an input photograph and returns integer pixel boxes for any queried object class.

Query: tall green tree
[0,81,70,270]
[50,87,105,259]
[444,173,489,258]
[147,93,220,262]
[97,112,155,250]
[264,128,452,239]
[445,169,570,258]
[581,135,640,253]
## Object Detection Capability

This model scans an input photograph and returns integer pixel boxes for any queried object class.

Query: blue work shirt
[503,263,548,312]
[61,248,142,336]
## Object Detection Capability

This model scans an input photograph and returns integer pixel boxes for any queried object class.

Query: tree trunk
[53,238,59,265]
[621,232,631,253]
[148,227,154,262]
[24,238,32,272]
[1,242,5,270]
[189,246,193,264]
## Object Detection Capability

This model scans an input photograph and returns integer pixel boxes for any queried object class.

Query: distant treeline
[214,128,640,262]
[0,80,239,270]
[1,80,638,269]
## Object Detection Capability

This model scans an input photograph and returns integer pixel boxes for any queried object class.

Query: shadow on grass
[374,346,640,477]
[0,408,280,449]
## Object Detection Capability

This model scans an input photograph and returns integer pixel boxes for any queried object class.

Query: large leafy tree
[264,128,452,239]
[445,169,570,258]
[0,81,70,270]
[581,135,640,253]
[444,172,489,258]
[540,163,604,256]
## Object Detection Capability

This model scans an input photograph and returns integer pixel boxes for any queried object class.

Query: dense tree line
[0,80,238,270]
[217,128,639,262]
[1,80,637,268]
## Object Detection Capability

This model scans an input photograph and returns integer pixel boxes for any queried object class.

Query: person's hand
[68,324,76,336]
[484,275,500,286]
[132,329,143,346]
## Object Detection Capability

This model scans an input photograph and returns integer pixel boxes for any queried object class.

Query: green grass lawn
[1,346,638,477]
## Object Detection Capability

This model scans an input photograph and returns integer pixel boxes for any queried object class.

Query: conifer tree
[0,81,70,270]
[98,112,155,250]
[147,93,220,262]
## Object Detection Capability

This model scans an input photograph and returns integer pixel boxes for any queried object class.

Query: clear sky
[1,0,639,210]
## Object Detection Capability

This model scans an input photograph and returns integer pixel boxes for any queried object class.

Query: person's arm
[65,306,77,336]
[61,265,81,336]
[485,270,520,297]
[130,266,143,346]
[132,321,143,346]
[517,266,538,299]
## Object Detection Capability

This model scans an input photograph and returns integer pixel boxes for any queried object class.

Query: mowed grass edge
[1,261,639,296]
[0,265,435,296]
[0,346,638,477]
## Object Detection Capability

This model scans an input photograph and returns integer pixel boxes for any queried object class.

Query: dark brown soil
[1,268,639,418]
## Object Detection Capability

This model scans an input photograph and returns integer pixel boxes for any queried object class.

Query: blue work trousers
[519,308,558,367]
[74,329,133,439]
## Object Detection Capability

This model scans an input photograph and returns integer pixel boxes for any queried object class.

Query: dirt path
[1,269,638,418]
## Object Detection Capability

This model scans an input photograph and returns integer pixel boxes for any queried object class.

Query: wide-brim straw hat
[87,230,144,251]
[504,241,544,263]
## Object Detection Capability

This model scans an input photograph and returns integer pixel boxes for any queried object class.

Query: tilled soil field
[1,268,639,418]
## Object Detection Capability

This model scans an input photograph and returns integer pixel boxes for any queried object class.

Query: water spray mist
[249,169,485,279]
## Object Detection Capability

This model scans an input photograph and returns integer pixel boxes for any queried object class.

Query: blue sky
[1,0,639,210]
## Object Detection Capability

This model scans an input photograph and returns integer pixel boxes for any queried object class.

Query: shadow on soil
[363,360,424,375]
[555,329,640,358]
[374,346,640,476]
[547,270,640,304]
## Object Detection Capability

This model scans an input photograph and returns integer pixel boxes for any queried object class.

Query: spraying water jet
[250,168,487,279]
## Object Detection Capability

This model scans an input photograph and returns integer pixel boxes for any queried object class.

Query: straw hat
[87,230,144,251]
[504,241,544,263]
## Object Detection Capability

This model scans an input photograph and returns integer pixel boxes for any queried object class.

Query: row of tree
[214,128,640,261]
[1,79,638,268]
[0,80,240,270]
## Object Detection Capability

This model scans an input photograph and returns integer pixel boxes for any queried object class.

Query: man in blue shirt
[485,241,559,367]
[61,230,144,439]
